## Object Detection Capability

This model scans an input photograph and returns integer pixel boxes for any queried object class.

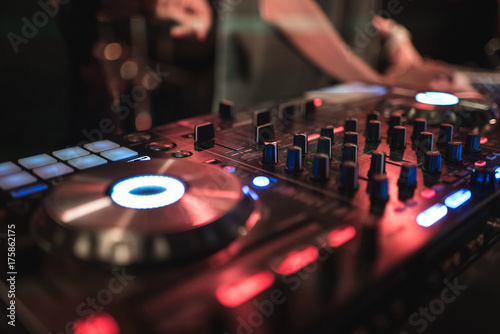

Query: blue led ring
[110,175,185,209]
[415,92,459,106]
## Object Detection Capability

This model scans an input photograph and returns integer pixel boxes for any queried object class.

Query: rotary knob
[342,143,358,163]
[446,141,463,162]
[368,151,386,178]
[320,126,334,143]
[470,167,496,193]
[345,118,358,133]
[255,123,275,144]
[262,142,278,164]
[293,133,308,154]
[398,162,417,187]
[388,114,403,137]
[366,120,381,143]
[286,146,303,172]
[438,123,454,147]
[367,111,380,122]
[465,133,481,153]
[390,126,407,150]
[412,118,427,140]
[311,154,330,181]
[418,131,434,153]
[219,100,235,120]
[316,136,332,159]
[343,131,359,146]
[370,174,389,203]
[340,161,359,190]
[423,151,442,173]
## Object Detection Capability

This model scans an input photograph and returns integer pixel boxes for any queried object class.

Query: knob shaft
[286,146,302,172]
[340,161,359,190]
[390,126,407,150]
[342,143,358,163]
[343,131,359,146]
[262,142,278,164]
[311,154,330,181]
[345,118,358,133]
[366,120,381,143]
[293,133,308,154]
[446,141,463,162]
[320,126,334,143]
[465,133,481,152]
[424,151,442,173]
[316,136,332,159]
[368,151,386,178]
[412,118,427,140]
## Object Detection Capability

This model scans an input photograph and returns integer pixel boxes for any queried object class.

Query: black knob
[366,120,381,143]
[343,131,359,146]
[311,153,330,181]
[317,136,332,159]
[345,118,358,133]
[303,99,316,114]
[255,123,275,144]
[465,133,481,152]
[390,126,407,149]
[446,141,462,162]
[262,142,278,164]
[342,143,358,163]
[412,118,427,140]
[388,114,403,136]
[253,109,271,126]
[370,174,389,203]
[280,103,295,121]
[368,151,386,178]
[418,131,434,153]
[293,133,308,154]
[286,146,302,172]
[320,126,335,143]
[219,100,235,120]
[340,161,359,190]
[438,123,454,146]
[194,122,215,142]
[367,111,380,122]
[470,167,496,193]
[423,151,442,173]
[398,162,417,187]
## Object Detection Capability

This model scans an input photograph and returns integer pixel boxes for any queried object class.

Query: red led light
[334,126,344,134]
[271,245,319,276]
[307,133,321,142]
[329,226,356,248]
[474,160,487,167]
[480,137,488,145]
[313,98,323,107]
[420,189,436,199]
[215,271,275,308]
[74,312,120,334]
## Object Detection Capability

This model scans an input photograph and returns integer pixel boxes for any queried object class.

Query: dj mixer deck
[1,84,500,334]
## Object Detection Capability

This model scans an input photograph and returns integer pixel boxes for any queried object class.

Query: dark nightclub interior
[1,0,500,333]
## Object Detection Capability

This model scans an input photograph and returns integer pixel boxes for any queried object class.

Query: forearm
[259,0,386,85]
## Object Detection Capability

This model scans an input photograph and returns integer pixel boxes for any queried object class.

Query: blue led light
[242,185,259,201]
[417,203,448,227]
[111,175,185,209]
[495,167,500,180]
[252,176,271,188]
[415,92,459,106]
[11,183,48,198]
[444,189,472,209]
[223,165,236,173]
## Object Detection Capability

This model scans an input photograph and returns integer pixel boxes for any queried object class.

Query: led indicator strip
[415,92,459,106]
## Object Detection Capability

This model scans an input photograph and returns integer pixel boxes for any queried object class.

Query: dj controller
[1,83,500,334]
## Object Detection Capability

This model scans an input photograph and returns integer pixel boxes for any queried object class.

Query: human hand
[154,0,212,41]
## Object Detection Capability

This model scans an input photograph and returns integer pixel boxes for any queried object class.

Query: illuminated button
[68,154,107,170]
[252,176,271,188]
[171,150,193,158]
[74,312,120,334]
[204,159,221,164]
[0,162,21,176]
[111,175,185,209]
[18,154,57,169]
[33,162,74,180]
[52,147,89,161]
[215,271,275,308]
[417,204,448,227]
[100,147,138,161]
[147,140,176,151]
[328,225,356,247]
[486,155,497,160]
[495,167,500,180]
[83,140,119,153]
[10,183,48,198]
[445,189,472,209]
[0,172,37,190]
[271,245,319,276]
[415,92,459,106]
[474,160,487,167]
[222,165,236,173]
[420,189,436,199]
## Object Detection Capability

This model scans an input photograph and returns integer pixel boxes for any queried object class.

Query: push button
[0,162,21,177]
[52,147,89,161]
[0,171,37,190]
[18,154,57,169]
[33,162,74,180]
[83,140,120,153]
[100,147,138,161]
[68,154,108,170]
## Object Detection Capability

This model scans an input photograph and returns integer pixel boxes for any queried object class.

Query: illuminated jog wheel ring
[32,159,260,266]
